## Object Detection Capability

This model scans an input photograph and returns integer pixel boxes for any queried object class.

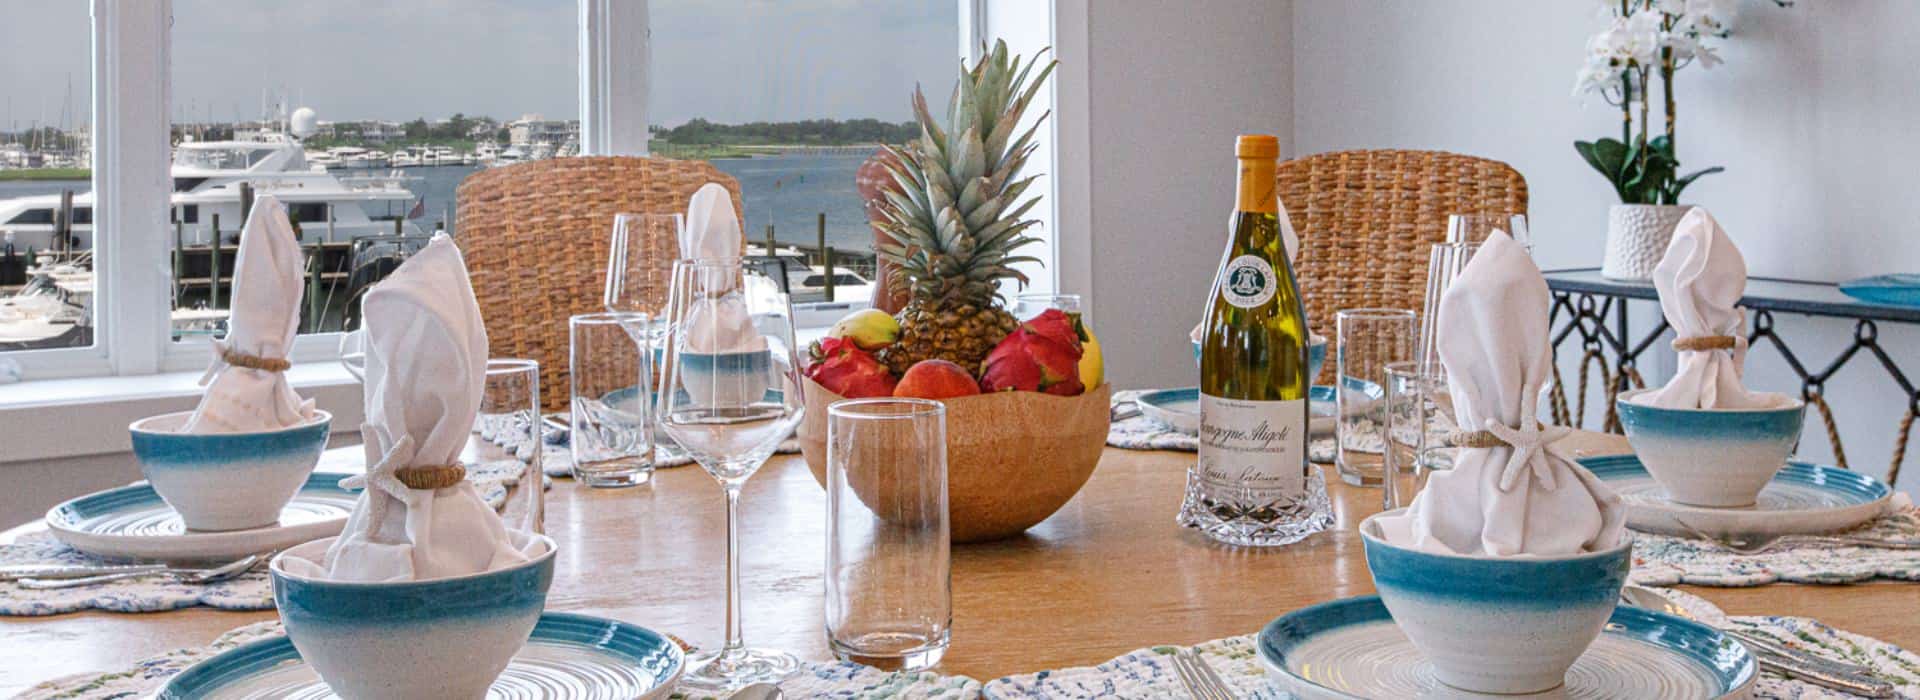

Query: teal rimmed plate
[1258,595,1755,699]
[1840,273,1920,307]
[1136,385,1353,437]
[1580,454,1891,538]
[158,612,684,699]
[46,473,357,563]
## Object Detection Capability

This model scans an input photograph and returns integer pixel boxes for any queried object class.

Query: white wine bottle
[1177,134,1332,546]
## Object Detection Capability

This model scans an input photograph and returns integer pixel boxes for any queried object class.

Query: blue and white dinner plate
[1258,595,1756,699]
[1839,273,1920,307]
[46,473,358,563]
[158,612,685,699]
[1581,454,1892,538]
[1136,385,1346,437]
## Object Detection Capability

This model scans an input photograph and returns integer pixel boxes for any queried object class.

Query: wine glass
[656,257,806,691]
[603,212,684,316]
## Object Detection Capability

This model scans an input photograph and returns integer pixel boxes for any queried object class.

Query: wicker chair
[455,156,744,411]
[1278,149,1529,343]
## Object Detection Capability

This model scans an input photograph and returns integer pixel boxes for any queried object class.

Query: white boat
[743,244,877,305]
[0,126,423,253]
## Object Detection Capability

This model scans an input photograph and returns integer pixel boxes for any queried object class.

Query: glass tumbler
[476,358,545,533]
[826,398,950,672]
[569,312,656,488]
[1383,360,1456,511]
[1335,308,1416,486]
[1418,242,1480,372]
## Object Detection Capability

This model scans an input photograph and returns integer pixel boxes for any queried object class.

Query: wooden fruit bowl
[797,377,1112,543]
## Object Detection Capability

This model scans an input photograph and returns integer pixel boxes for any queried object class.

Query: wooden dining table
[2,431,1914,695]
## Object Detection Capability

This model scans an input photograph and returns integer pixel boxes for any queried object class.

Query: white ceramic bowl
[1615,388,1807,507]
[129,410,332,532]
[270,533,557,700]
[1360,511,1632,695]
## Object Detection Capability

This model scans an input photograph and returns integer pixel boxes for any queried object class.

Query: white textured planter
[1601,204,1692,281]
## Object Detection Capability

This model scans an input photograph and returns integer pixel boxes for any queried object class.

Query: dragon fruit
[980,326,1085,396]
[807,337,898,398]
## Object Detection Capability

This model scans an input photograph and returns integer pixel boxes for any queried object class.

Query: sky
[0,0,957,129]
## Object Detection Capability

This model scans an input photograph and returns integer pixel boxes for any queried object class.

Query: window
[0,1,93,356]
[1,2,1026,382]
[163,0,578,349]
[648,1,962,305]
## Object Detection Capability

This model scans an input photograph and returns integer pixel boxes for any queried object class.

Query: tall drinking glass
[1335,308,1416,486]
[1383,360,1454,512]
[657,257,806,692]
[1012,292,1085,318]
[569,312,655,488]
[826,398,950,671]
[475,359,544,534]
[1446,213,1529,250]
[1418,242,1480,373]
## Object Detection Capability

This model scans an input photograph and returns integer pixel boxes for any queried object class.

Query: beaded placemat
[0,458,530,617]
[1632,500,1920,587]
[24,587,1917,699]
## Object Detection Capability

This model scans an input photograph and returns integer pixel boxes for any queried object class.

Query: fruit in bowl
[797,41,1101,542]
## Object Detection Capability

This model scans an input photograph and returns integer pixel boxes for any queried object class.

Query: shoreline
[0,169,89,182]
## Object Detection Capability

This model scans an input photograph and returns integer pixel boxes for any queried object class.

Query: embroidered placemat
[1632,500,1920,587]
[0,459,531,617]
[983,587,1920,699]
[16,618,983,700]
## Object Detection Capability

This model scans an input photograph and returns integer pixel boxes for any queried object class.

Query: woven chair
[455,156,744,411]
[1279,149,1529,344]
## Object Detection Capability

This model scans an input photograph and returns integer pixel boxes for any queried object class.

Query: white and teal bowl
[1360,511,1632,695]
[1615,388,1807,508]
[678,349,772,407]
[129,410,332,532]
[1193,332,1327,379]
[270,533,557,700]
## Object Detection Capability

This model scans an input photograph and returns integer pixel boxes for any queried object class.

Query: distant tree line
[656,118,916,146]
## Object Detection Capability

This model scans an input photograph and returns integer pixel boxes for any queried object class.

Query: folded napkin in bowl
[1376,232,1627,556]
[182,196,316,433]
[282,235,540,582]
[681,182,764,353]
[1629,208,1790,410]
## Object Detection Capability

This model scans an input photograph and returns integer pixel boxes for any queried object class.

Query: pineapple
[873,40,1056,375]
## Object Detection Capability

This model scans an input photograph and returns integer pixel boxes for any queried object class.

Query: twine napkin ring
[1672,335,1742,353]
[197,338,290,386]
[394,464,467,490]
[1444,419,1575,492]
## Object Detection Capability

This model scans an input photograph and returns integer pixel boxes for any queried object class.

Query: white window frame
[9,0,1062,382]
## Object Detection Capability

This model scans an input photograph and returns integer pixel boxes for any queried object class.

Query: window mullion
[578,0,649,156]
[93,0,172,376]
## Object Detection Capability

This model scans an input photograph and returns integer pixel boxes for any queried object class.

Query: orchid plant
[1572,0,1788,205]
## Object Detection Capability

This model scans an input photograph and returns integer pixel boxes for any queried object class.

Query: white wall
[1078,0,1294,392]
[1292,1,1920,492]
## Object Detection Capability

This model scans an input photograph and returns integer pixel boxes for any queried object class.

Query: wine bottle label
[1197,394,1307,493]
[1220,255,1277,308]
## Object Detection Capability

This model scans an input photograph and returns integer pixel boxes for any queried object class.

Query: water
[1,152,877,254]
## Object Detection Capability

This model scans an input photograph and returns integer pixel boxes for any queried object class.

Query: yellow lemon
[1078,326,1104,388]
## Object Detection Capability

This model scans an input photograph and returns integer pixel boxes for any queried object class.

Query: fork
[1676,519,1920,556]
[1170,648,1236,700]
[18,553,265,590]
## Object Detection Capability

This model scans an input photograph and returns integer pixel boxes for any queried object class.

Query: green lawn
[0,168,89,181]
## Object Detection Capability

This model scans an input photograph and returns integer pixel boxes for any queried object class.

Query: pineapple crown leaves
[872,40,1057,305]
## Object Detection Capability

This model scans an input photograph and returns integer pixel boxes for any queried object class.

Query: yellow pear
[1078,325,1104,388]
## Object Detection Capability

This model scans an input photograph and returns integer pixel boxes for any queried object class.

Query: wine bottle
[1177,134,1332,546]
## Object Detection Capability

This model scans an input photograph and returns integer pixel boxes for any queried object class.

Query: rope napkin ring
[220,348,291,373]
[1673,335,1741,352]
[394,464,467,490]
[1444,419,1576,492]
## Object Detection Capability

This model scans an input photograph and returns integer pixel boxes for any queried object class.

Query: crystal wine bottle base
[1176,468,1333,547]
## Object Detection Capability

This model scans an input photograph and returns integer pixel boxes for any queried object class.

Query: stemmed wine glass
[656,257,806,691]
[605,212,684,458]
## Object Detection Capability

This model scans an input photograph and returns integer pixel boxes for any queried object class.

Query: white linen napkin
[1629,208,1787,409]
[284,235,538,582]
[681,183,762,353]
[182,196,316,433]
[1377,232,1627,556]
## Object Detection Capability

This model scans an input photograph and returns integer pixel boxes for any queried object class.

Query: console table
[1543,268,1916,486]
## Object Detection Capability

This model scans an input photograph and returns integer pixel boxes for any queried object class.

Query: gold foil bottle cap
[1236,134,1280,159]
